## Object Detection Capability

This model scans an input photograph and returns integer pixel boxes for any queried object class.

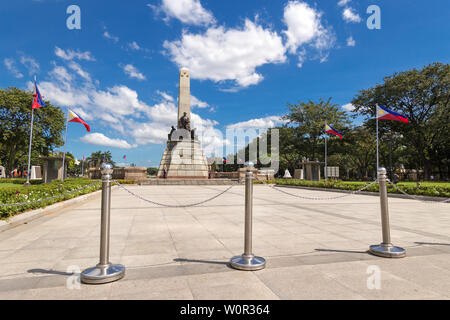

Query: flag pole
[25,76,37,186]
[61,108,69,182]
[376,105,379,180]
[325,122,328,181]
[81,156,84,177]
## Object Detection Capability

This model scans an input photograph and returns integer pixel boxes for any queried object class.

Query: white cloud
[50,65,72,83]
[4,58,23,78]
[341,103,355,111]
[20,55,40,75]
[103,30,119,43]
[282,1,335,66]
[342,7,361,23]
[121,64,146,80]
[80,133,137,149]
[128,41,141,51]
[68,61,91,81]
[91,85,150,116]
[346,36,356,47]
[150,0,215,26]
[337,0,351,7]
[191,95,209,109]
[157,90,174,102]
[164,19,286,87]
[55,47,95,61]
[227,116,286,130]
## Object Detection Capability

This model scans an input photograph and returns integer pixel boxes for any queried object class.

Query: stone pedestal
[157,139,208,179]
[294,169,304,179]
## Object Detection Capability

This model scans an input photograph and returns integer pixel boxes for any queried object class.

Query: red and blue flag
[376,105,409,123]
[325,124,343,140]
[32,82,46,109]
[68,109,91,132]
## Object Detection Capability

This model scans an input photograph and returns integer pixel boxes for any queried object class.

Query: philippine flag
[325,124,343,140]
[32,82,46,109]
[376,105,409,123]
[68,109,91,132]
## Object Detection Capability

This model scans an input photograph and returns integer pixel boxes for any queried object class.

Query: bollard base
[230,254,266,271]
[369,243,406,258]
[81,263,125,284]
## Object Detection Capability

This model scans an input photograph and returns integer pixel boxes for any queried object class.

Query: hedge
[0,178,136,219]
[255,179,450,198]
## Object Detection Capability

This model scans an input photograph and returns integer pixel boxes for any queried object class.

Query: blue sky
[1,0,449,167]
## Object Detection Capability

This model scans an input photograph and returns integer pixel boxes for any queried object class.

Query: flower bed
[255,179,450,198]
[0,178,135,219]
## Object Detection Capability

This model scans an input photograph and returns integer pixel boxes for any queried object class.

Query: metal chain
[113,180,235,208]
[386,179,450,204]
[261,180,379,201]
[0,182,101,208]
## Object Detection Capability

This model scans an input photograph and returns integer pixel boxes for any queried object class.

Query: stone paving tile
[0,184,448,300]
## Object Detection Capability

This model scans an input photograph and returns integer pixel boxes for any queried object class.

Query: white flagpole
[325,122,328,181]
[61,108,69,182]
[25,76,37,186]
[376,105,379,179]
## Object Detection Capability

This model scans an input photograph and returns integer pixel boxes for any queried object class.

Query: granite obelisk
[178,68,191,128]
[157,68,209,179]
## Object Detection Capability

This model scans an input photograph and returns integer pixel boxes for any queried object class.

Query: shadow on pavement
[27,268,73,276]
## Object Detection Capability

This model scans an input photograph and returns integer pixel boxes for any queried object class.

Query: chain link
[261,180,379,201]
[0,182,101,208]
[113,180,235,208]
[386,179,450,204]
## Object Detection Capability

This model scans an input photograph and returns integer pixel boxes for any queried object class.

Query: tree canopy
[351,62,449,179]
[87,150,115,168]
[0,87,65,173]
[233,63,449,181]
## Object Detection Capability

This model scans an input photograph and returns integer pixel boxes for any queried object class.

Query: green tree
[282,98,349,161]
[351,63,450,179]
[0,87,65,173]
[86,150,115,168]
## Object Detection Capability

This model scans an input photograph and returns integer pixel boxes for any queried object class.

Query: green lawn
[0,183,19,189]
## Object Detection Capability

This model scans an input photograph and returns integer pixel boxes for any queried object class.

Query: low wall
[88,167,147,181]
[210,172,239,179]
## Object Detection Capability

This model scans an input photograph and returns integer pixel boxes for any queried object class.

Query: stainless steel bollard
[230,169,266,271]
[369,167,406,258]
[81,163,125,284]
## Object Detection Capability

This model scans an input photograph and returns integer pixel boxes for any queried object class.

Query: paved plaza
[0,184,449,300]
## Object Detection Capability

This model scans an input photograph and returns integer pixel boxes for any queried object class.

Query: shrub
[0,178,102,219]
[256,179,450,198]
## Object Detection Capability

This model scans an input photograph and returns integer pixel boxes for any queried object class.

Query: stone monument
[0,166,5,179]
[39,156,67,183]
[157,68,209,179]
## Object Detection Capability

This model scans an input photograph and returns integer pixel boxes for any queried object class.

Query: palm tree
[86,150,115,168]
